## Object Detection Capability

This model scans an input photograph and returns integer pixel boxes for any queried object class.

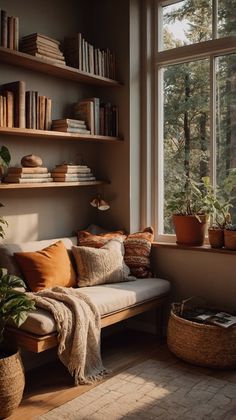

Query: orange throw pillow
[77,230,126,248]
[124,227,154,278]
[14,241,76,292]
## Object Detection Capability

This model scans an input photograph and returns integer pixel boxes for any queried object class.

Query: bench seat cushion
[20,278,170,336]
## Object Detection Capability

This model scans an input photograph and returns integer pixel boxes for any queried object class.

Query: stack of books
[1,9,19,50]
[4,167,53,183]
[51,164,96,182]
[63,33,116,79]
[51,118,90,134]
[20,33,66,66]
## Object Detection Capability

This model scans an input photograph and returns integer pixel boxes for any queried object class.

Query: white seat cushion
[19,278,170,336]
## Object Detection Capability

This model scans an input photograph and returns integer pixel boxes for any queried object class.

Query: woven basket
[0,349,25,418]
[167,310,236,369]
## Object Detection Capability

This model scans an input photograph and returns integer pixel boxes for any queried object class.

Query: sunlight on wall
[5,213,39,243]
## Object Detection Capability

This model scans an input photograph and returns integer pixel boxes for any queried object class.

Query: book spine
[1,10,8,48]
[38,95,46,130]
[45,97,52,130]
[13,16,19,51]
[7,16,14,49]
[18,80,26,128]
[25,91,32,129]
[31,91,38,129]
[2,95,6,127]
[0,96,3,127]
[5,91,14,128]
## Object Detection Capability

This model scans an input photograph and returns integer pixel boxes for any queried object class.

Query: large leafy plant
[0,268,35,343]
[166,177,212,216]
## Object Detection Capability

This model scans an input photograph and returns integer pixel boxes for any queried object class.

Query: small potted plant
[167,177,213,246]
[224,224,236,250]
[203,178,232,248]
[0,268,35,418]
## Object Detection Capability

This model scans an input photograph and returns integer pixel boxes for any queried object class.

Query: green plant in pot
[202,177,232,249]
[224,224,236,251]
[0,268,35,418]
[167,177,213,246]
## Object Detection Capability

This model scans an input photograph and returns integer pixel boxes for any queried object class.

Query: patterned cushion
[72,239,133,287]
[124,227,154,278]
[77,230,126,248]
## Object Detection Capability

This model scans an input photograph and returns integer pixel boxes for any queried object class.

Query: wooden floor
[8,328,164,420]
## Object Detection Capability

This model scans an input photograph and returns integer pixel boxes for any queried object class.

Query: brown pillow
[72,239,133,287]
[14,241,77,292]
[77,230,126,248]
[124,227,154,278]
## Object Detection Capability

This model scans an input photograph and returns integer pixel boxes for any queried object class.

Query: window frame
[154,0,236,242]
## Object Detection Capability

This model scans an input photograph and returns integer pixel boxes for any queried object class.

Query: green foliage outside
[162,0,236,233]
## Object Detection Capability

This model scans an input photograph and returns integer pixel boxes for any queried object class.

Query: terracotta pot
[208,228,224,249]
[0,349,25,418]
[173,214,208,246]
[224,230,236,250]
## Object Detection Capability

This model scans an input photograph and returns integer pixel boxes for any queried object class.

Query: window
[155,0,236,240]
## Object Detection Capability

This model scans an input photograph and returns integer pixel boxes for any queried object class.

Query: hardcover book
[8,167,49,174]
[0,81,26,128]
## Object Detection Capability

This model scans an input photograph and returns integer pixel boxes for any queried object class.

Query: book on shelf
[38,95,46,130]
[52,167,91,174]
[83,97,100,135]
[6,172,52,179]
[21,33,61,48]
[21,47,64,59]
[32,53,66,65]
[1,10,8,48]
[52,175,96,182]
[4,177,53,184]
[74,100,95,134]
[21,39,62,54]
[52,126,91,134]
[7,16,14,49]
[45,97,52,130]
[0,81,25,128]
[5,90,14,128]
[13,16,19,51]
[52,171,92,178]
[52,118,86,128]
[8,166,49,174]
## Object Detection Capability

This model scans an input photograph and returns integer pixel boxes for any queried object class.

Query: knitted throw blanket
[28,286,107,385]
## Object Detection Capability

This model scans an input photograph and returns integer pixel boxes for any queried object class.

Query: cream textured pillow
[72,239,133,287]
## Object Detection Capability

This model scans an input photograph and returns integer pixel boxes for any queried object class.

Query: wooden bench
[6,294,169,353]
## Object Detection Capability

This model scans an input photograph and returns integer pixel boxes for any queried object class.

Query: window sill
[152,242,236,255]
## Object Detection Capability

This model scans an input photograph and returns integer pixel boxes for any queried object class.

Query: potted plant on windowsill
[0,268,35,418]
[167,177,213,246]
[224,224,236,250]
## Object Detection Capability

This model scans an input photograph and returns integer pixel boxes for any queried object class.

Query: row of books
[4,165,96,183]
[74,98,118,137]
[26,91,52,130]
[20,33,66,66]
[63,33,116,79]
[0,81,119,137]
[0,9,19,50]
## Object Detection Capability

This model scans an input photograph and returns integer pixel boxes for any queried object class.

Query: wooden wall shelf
[0,47,122,87]
[0,127,123,143]
[0,180,106,190]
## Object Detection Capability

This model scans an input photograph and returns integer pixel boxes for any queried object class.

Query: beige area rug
[38,358,236,420]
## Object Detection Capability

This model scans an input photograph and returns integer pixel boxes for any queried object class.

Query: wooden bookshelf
[0,127,123,143]
[0,180,106,190]
[0,47,122,87]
